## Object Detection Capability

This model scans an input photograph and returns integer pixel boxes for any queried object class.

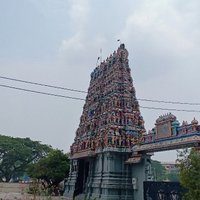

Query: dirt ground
[0,192,68,200]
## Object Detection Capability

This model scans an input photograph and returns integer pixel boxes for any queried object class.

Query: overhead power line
[1,83,200,113]
[0,75,87,94]
[137,98,200,106]
[140,106,200,113]
[0,84,85,101]
[0,75,199,106]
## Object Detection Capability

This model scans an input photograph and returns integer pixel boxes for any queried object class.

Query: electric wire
[0,75,87,94]
[0,84,86,101]
[1,83,200,113]
[0,75,199,106]
[137,98,200,106]
[140,106,200,113]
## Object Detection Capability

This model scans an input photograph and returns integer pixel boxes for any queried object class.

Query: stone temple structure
[64,44,151,200]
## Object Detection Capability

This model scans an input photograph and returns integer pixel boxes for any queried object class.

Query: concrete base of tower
[63,173,76,200]
[63,149,151,200]
[63,160,78,199]
[131,154,152,200]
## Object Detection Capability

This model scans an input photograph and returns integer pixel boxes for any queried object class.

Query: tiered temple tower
[64,44,148,200]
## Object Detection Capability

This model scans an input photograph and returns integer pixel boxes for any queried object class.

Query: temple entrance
[74,159,90,197]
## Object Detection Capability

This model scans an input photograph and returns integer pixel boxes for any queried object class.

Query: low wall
[0,183,29,193]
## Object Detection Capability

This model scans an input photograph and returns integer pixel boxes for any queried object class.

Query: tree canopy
[178,148,200,200]
[167,171,179,182]
[0,134,51,182]
[152,160,179,182]
[27,149,70,195]
[152,160,167,181]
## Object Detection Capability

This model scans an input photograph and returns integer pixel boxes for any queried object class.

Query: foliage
[166,171,179,182]
[27,149,70,195]
[178,148,200,200]
[151,160,167,181]
[0,134,51,182]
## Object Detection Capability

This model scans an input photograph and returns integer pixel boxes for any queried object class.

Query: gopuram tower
[64,44,149,200]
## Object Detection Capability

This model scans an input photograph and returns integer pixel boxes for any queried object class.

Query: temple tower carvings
[64,44,147,200]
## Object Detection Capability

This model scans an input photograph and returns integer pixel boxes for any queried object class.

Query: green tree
[178,148,200,200]
[27,149,70,195]
[166,171,179,182]
[151,160,167,181]
[0,134,51,182]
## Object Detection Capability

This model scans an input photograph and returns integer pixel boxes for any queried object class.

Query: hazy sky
[0,0,200,162]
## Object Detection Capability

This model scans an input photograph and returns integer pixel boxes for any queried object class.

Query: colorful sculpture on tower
[64,44,148,200]
[70,43,145,159]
